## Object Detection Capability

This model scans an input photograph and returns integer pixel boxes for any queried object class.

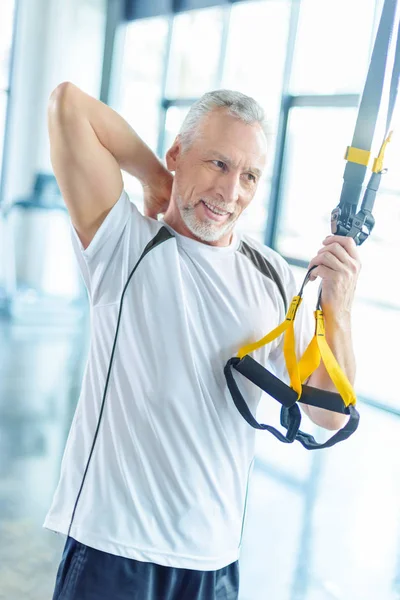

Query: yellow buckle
[286,296,302,321]
[345,146,371,167]
[372,131,393,173]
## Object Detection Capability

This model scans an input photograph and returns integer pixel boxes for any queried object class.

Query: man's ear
[166,136,182,171]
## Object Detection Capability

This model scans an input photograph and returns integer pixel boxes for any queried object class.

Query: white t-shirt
[44,189,314,570]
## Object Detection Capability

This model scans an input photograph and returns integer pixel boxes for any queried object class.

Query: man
[45,83,360,600]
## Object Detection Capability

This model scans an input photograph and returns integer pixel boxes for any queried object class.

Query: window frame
[0,0,18,206]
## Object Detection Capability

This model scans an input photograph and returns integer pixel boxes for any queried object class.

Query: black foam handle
[225,355,360,450]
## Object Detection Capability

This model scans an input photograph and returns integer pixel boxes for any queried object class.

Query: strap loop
[345,146,371,166]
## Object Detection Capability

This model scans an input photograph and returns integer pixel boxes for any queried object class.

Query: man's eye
[245,173,256,183]
[213,160,226,170]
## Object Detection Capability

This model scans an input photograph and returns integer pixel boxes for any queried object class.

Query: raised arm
[48,82,171,249]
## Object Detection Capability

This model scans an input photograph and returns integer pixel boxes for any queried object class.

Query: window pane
[220,0,292,244]
[222,0,291,145]
[117,17,169,151]
[116,17,169,199]
[277,106,357,261]
[166,7,224,98]
[69,0,107,98]
[355,189,400,308]
[0,0,15,90]
[0,91,8,182]
[291,0,376,94]
[162,105,189,155]
[353,301,399,408]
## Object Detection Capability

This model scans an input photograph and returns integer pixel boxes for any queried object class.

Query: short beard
[177,196,238,243]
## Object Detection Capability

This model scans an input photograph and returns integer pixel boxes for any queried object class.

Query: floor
[1,307,400,600]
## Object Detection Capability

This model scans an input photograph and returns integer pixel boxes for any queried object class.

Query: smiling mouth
[200,200,231,217]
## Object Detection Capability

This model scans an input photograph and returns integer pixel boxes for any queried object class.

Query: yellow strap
[283,313,302,398]
[237,319,287,359]
[372,130,393,173]
[237,296,303,398]
[237,296,302,358]
[345,146,371,167]
[314,310,357,406]
[237,299,356,407]
[298,334,321,383]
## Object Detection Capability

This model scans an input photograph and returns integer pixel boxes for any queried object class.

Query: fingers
[311,250,343,272]
[318,240,349,263]
[308,235,361,280]
[322,235,359,260]
[308,256,338,281]
[308,264,335,282]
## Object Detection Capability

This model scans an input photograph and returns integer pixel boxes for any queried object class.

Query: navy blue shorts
[52,537,240,600]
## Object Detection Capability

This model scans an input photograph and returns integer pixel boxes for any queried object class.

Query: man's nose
[219,172,241,204]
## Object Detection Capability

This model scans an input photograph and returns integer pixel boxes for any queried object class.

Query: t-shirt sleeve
[69,188,146,305]
[267,261,315,385]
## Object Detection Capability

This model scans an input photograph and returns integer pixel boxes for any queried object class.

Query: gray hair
[178,89,269,149]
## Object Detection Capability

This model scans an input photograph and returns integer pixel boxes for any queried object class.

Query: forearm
[303,315,356,430]
[51,82,169,185]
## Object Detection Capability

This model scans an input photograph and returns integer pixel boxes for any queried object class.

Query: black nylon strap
[281,404,360,450]
[225,355,360,450]
[224,357,301,443]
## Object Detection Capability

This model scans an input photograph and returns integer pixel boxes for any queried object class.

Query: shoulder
[237,233,293,286]
[237,233,296,313]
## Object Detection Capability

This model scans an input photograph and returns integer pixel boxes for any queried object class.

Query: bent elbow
[302,403,350,431]
[317,412,349,432]
[48,82,78,119]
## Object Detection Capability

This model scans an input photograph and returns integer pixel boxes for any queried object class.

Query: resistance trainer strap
[332,0,400,243]
[225,263,360,450]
